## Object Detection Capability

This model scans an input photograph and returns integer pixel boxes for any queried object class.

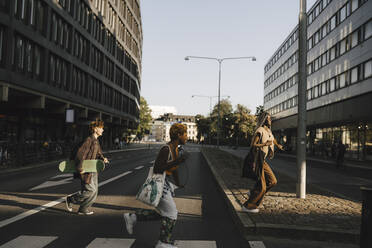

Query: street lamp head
[252,57,257,61]
[184,57,190,61]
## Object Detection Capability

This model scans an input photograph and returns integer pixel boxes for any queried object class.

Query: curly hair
[169,123,187,141]
[89,119,104,133]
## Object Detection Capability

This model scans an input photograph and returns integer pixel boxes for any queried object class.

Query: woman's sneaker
[155,240,178,248]
[242,206,259,213]
[77,210,94,215]
[65,196,73,212]
[123,213,137,235]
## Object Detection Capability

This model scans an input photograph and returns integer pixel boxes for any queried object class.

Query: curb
[201,149,360,244]
[0,147,150,176]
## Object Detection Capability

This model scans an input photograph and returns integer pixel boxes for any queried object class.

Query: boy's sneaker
[77,210,94,215]
[123,213,137,235]
[65,196,73,212]
[155,240,178,248]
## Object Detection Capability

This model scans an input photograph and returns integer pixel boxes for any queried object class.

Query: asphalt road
[0,146,250,248]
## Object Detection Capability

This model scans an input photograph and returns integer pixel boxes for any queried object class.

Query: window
[29,0,35,25]
[330,15,336,31]
[322,52,327,66]
[329,46,336,61]
[0,26,4,65]
[351,0,358,12]
[339,5,347,23]
[364,60,372,78]
[351,66,358,83]
[330,78,335,92]
[340,39,346,55]
[351,30,359,48]
[15,36,25,70]
[34,46,41,76]
[365,20,372,40]
[339,72,346,88]
[25,42,32,73]
[322,24,327,38]
[321,82,327,95]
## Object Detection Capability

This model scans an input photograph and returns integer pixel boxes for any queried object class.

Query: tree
[233,104,256,145]
[136,97,152,140]
[195,114,211,143]
[210,99,233,134]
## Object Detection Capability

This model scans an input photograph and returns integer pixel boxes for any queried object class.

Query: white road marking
[134,166,144,170]
[0,199,64,229]
[51,174,73,179]
[0,235,58,248]
[29,177,73,191]
[86,238,135,248]
[249,241,266,248]
[98,171,132,187]
[0,170,133,229]
[177,240,217,248]
[149,160,155,164]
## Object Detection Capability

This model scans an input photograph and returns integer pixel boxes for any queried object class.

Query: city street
[0,146,250,248]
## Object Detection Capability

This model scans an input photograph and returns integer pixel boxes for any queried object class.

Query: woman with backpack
[123,123,188,248]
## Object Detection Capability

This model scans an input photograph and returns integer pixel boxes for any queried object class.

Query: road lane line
[98,171,132,187]
[177,240,217,248]
[249,241,266,248]
[0,235,58,248]
[86,238,135,248]
[134,166,144,170]
[0,170,133,229]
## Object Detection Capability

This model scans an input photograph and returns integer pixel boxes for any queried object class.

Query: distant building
[263,0,372,160]
[0,0,143,165]
[149,113,198,142]
[149,105,177,119]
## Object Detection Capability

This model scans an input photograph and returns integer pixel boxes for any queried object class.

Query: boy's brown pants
[245,161,277,207]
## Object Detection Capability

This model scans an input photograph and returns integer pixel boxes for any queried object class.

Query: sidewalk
[201,147,361,244]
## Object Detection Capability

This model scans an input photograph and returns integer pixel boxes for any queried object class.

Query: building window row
[268,59,371,116]
[12,33,43,79]
[308,0,368,51]
[103,55,115,82]
[264,73,299,103]
[14,0,47,37]
[264,52,298,88]
[268,96,298,116]
[74,30,89,65]
[51,11,72,53]
[49,53,69,90]
[308,19,372,76]
[307,59,372,101]
[0,25,5,67]
[307,0,332,25]
[264,30,298,73]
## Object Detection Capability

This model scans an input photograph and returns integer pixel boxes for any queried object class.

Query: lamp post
[185,56,256,147]
[191,95,230,115]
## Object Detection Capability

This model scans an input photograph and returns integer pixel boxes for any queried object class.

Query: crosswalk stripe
[249,241,266,248]
[0,235,57,248]
[177,240,217,248]
[134,165,144,170]
[86,238,135,248]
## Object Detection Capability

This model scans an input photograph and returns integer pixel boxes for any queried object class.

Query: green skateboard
[58,160,105,173]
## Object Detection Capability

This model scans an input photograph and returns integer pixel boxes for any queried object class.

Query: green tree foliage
[195,114,211,142]
[210,99,233,134]
[232,104,256,144]
[136,97,152,140]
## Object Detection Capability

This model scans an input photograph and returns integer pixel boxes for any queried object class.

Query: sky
[140,0,317,117]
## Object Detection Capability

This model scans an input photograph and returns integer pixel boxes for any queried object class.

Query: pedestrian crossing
[0,236,218,248]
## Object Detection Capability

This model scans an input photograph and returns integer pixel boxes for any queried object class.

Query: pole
[296,0,307,198]
[217,60,222,147]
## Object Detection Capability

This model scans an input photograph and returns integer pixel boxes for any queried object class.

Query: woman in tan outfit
[242,112,283,213]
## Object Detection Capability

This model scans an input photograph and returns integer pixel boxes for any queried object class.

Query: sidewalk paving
[201,147,361,244]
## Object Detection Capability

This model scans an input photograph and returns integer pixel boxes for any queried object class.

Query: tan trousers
[245,161,277,207]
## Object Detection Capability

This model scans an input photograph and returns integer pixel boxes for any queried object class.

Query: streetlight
[191,95,230,115]
[185,56,256,147]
